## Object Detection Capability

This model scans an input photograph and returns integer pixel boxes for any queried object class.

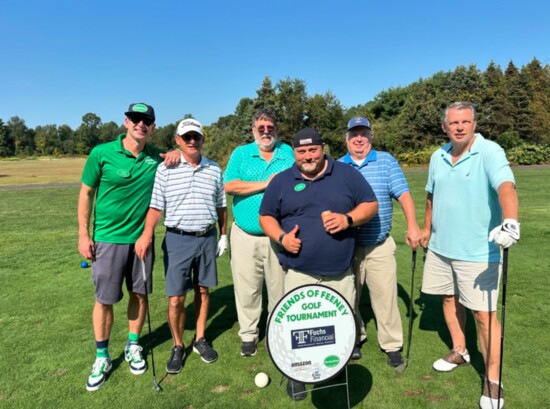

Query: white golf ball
[255,372,269,388]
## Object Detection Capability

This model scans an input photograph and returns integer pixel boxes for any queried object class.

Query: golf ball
[80,261,89,268]
[255,372,269,388]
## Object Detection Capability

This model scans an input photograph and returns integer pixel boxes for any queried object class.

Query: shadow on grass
[310,364,372,408]
[416,293,483,375]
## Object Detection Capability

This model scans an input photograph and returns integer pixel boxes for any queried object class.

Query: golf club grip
[141,259,147,282]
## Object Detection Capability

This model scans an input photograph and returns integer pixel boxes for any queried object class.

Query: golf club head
[394,362,407,374]
[153,381,162,392]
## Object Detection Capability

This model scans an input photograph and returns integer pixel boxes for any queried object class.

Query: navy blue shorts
[162,229,218,296]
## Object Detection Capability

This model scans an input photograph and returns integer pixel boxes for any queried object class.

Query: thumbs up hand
[281,224,301,254]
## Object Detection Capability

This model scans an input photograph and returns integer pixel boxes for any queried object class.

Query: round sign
[266,284,356,384]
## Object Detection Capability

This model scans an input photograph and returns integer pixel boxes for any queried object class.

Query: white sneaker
[479,379,504,409]
[124,344,147,375]
[86,357,112,391]
[433,348,470,372]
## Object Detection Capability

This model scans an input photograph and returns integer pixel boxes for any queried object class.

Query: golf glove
[489,218,520,248]
[216,235,228,257]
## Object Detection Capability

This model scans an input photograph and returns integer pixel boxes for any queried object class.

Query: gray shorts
[421,249,501,312]
[91,242,154,305]
[162,229,218,296]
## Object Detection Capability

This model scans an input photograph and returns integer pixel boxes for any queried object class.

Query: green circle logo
[117,169,130,178]
[294,183,306,192]
[132,103,148,113]
[324,355,340,368]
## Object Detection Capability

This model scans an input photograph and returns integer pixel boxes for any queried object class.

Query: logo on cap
[132,104,148,113]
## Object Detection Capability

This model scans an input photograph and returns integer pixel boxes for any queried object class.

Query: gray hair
[252,108,278,127]
[442,102,476,124]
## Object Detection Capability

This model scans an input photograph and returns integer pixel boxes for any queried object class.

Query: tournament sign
[267,284,356,384]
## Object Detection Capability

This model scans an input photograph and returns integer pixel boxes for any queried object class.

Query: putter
[396,249,417,374]
[497,248,508,409]
[141,259,162,392]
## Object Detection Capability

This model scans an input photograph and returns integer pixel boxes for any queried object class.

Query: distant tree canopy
[1,58,548,165]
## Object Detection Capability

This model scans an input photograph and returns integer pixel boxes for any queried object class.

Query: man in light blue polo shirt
[224,108,294,356]
[420,102,519,409]
[339,117,421,368]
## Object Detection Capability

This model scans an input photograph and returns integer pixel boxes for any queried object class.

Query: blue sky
[1,0,548,129]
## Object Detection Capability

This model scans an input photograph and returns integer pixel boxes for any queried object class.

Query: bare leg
[442,295,467,352]
[167,295,186,346]
[473,310,501,381]
[127,291,147,335]
[93,301,113,341]
[194,285,210,340]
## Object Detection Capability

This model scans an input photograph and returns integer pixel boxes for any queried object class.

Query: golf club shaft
[405,250,417,363]
[497,248,508,409]
[141,259,160,391]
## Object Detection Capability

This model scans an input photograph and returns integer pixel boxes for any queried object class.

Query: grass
[0,159,548,408]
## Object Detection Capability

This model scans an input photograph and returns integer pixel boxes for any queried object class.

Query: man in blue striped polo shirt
[338,117,421,368]
[135,118,227,374]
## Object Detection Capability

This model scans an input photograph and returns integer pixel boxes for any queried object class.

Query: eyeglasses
[348,130,370,139]
[256,125,275,134]
[180,134,203,142]
[127,115,154,126]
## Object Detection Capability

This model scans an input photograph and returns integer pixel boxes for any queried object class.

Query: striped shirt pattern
[339,150,409,245]
[150,155,226,231]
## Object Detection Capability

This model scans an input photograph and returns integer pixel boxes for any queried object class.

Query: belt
[167,224,215,237]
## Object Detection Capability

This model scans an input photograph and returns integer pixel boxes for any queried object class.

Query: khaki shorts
[421,249,501,312]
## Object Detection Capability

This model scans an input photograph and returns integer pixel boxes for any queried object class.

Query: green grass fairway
[0,166,547,408]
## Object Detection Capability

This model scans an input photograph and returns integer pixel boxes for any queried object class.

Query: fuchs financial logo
[291,325,336,349]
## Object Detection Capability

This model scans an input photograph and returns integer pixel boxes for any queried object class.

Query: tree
[0,119,14,157]
[275,78,308,142]
[75,113,102,154]
[98,121,124,144]
[479,61,514,139]
[305,91,346,157]
[34,124,60,155]
[254,77,277,112]
[8,116,34,156]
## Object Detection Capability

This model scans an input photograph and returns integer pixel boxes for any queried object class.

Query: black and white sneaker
[193,337,218,363]
[166,345,186,374]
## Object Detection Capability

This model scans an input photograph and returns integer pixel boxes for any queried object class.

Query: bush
[507,143,550,165]
[396,145,439,166]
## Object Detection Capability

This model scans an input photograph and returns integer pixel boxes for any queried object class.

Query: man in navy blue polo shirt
[259,128,378,401]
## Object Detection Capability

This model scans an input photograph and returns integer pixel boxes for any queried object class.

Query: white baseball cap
[176,118,203,136]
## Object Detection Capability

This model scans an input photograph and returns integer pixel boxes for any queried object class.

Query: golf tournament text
[274,289,350,324]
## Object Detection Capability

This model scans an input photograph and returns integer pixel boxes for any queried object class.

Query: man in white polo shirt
[136,118,227,374]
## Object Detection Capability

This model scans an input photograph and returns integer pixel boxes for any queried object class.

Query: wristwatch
[346,214,353,228]
[278,232,286,244]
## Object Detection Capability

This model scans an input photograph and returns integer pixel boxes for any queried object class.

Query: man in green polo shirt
[78,102,176,392]
[224,108,294,356]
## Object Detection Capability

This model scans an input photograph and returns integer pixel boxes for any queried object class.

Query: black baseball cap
[293,128,324,148]
[125,103,155,121]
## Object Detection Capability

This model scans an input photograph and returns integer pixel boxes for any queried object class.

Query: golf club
[397,249,417,373]
[497,248,508,409]
[141,259,162,392]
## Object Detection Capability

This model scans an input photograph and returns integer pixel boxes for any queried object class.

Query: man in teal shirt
[224,108,294,356]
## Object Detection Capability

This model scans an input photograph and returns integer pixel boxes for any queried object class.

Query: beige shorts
[421,249,501,312]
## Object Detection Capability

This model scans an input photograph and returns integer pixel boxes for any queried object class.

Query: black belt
[167,224,215,237]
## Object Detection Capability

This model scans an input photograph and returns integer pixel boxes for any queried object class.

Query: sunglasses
[256,125,275,134]
[128,115,154,126]
[180,134,203,142]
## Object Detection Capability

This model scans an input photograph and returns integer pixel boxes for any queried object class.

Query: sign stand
[267,284,356,408]
[287,366,351,408]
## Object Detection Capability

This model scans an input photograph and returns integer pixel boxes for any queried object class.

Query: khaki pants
[230,223,285,342]
[353,236,403,351]
[285,268,356,311]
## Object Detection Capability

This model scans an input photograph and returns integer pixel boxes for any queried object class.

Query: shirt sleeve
[149,165,166,210]
[223,148,241,183]
[81,147,101,188]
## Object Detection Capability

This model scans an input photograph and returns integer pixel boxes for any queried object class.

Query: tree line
[1,58,548,165]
